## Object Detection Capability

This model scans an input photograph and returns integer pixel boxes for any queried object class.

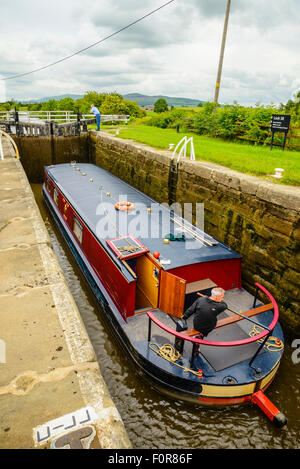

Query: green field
[112,125,300,186]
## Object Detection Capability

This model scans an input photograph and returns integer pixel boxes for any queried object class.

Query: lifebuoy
[115,201,135,211]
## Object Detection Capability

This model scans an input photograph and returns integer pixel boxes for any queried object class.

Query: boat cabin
[44,163,242,321]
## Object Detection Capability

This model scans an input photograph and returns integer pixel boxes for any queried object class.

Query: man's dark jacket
[183,296,227,336]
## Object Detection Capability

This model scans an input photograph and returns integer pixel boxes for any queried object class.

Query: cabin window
[46,178,52,194]
[73,216,83,243]
[53,188,59,206]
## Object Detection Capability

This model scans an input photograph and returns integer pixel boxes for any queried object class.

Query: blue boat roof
[46,163,241,272]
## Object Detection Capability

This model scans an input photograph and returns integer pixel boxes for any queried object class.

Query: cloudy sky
[0,0,299,105]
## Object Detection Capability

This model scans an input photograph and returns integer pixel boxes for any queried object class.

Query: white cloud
[0,0,299,105]
[0,78,6,102]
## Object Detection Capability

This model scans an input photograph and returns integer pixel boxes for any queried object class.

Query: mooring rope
[149,342,203,378]
[249,325,284,352]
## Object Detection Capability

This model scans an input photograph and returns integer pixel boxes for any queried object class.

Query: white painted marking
[0,136,4,161]
[33,406,99,445]
[0,339,6,363]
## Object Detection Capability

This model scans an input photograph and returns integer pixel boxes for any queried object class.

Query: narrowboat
[43,162,287,427]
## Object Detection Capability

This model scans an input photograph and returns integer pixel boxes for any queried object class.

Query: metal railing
[0,119,91,137]
[0,110,130,124]
[0,110,130,137]
[147,282,280,371]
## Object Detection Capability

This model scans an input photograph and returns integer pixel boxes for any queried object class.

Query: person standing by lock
[91,104,101,131]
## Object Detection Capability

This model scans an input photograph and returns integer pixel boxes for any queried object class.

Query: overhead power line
[2,0,175,82]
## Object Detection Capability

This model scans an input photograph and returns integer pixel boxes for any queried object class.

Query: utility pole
[214,0,231,110]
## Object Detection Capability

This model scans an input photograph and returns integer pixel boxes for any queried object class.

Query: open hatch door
[159,271,186,318]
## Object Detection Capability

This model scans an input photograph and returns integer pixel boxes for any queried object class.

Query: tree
[202,101,215,114]
[41,99,57,111]
[284,90,300,116]
[57,97,75,112]
[83,91,106,108]
[0,102,11,111]
[27,102,42,111]
[154,98,168,113]
[75,97,91,114]
[74,91,125,114]
[83,91,122,107]
[100,95,145,117]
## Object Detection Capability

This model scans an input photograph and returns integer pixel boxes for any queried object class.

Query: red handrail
[147,282,279,347]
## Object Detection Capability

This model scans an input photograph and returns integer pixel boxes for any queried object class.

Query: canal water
[32,183,300,449]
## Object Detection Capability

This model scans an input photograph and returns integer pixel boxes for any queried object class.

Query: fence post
[282,131,288,151]
[14,108,20,137]
[76,112,82,136]
[49,121,56,165]
[287,129,291,149]
[270,131,275,151]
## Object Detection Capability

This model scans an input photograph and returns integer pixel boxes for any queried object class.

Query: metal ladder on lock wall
[168,136,196,205]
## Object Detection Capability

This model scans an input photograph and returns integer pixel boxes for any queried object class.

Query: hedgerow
[142,101,299,148]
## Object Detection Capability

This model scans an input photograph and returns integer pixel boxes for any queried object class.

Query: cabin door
[135,254,160,311]
[158,271,186,318]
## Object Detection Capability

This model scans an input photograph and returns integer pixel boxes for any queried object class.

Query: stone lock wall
[176,160,300,332]
[89,132,171,203]
[12,135,90,183]
[89,131,300,333]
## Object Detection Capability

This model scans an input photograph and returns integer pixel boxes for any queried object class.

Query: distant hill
[19,93,205,107]
[20,94,83,103]
[123,93,204,107]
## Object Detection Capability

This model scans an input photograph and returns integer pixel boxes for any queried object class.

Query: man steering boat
[182,287,227,338]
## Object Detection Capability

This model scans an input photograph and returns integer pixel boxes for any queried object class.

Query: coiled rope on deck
[149,342,203,378]
[249,325,284,352]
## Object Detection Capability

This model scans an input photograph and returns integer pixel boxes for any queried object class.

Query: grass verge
[114,125,300,186]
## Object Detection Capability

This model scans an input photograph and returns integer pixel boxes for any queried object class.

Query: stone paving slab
[1,138,16,158]
[0,373,85,449]
[0,157,131,449]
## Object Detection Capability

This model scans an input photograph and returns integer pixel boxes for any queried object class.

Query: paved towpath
[0,152,132,449]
